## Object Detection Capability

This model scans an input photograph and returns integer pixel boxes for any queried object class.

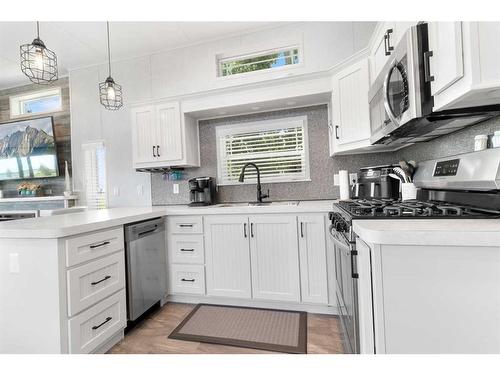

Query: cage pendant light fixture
[99,22,123,110]
[20,21,58,84]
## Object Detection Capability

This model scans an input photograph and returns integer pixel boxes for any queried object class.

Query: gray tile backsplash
[151,105,500,205]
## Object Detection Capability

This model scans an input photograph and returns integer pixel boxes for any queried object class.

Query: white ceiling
[0,21,283,89]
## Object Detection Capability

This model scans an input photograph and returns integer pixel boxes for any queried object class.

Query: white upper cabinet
[370,23,395,82]
[131,101,200,169]
[298,214,328,304]
[249,215,301,302]
[427,22,500,111]
[428,22,464,99]
[330,58,372,154]
[204,215,252,299]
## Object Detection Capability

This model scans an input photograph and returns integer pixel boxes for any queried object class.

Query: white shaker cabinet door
[331,58,371,150]
[249,215,300,302]
[155,101,183,163]
[131,105,156,164]
[298,214,328,304]
[204,215,252,299]
[428,22,464,100]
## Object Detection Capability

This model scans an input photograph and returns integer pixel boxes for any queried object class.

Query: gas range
[335,198,500,220]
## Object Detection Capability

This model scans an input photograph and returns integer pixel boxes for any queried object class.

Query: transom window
[10,88,62,118]
[218,46,300,77]
[216,116,310,185]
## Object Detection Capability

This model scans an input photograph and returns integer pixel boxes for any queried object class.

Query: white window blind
[218,46,300,77]
[82,142,108,210]
[216,116,310,186]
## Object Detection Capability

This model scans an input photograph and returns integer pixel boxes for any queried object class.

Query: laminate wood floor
[108,302,345,354]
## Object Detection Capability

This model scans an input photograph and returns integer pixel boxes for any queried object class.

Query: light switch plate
[113,187,120,196]
[173,184,179,194]
[137,185,143,196]
[333,174,340,186]
[9,253,20,274]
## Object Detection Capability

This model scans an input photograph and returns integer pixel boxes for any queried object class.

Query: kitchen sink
[215,201,299,207]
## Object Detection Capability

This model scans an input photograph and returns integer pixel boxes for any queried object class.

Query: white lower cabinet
[298,215,328,304]
[249,215,301,302]
[204,216,252,299]
[68,289,127,354]
[168,213,331,308]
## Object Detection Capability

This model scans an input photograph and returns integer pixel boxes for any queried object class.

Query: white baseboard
[166,294,339,315]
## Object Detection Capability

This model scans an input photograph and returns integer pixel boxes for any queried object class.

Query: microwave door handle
[423,51,435,83]
[382,62,399,127]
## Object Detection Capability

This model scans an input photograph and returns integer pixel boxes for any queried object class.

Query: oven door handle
[383,60,400,128]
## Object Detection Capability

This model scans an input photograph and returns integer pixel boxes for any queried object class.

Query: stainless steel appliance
[188,177,216,206]
[369,23,500,146]
[329,148,500,353]
[124,217,167,322]
[351,165,400,200]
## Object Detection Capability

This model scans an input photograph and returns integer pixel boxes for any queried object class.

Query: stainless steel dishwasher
[124,217,167,322]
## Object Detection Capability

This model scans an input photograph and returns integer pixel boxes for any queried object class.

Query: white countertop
[353,219,500,247]
[0,200,336,239]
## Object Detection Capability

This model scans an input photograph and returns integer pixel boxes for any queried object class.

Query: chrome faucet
[238,163,270,203]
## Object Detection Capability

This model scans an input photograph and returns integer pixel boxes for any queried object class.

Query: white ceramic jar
[474,134,488,151]
[492,131,500,148]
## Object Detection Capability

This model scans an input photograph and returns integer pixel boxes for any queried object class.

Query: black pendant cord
[36,21,40,39]
[106,21,112,77]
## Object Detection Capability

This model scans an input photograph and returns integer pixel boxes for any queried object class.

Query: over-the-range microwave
[368,23,500,146]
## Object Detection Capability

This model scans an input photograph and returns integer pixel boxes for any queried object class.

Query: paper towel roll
[339,170,350,200]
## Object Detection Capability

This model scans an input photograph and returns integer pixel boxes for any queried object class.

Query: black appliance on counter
[188,177,216,206]
[351,165,400,200]
[329,149,500,354]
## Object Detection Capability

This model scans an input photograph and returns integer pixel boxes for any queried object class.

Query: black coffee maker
[352,165,400,200]
[188,177,216,206]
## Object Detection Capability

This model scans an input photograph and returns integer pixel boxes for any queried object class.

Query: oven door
[330,224,360,353]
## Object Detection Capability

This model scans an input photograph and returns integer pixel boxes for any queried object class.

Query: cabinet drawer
[168,234,204,264]
[68,289,126,354]
[169,264,205,295]
[65,227,124,267]
[67,251,125,316]
[168,216,203,234]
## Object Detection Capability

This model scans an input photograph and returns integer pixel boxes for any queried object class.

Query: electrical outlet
[349,173,358,185]
[173,184,179,194]
[136,185,143,196]
[9,253,19,274]
[333,174,340,186]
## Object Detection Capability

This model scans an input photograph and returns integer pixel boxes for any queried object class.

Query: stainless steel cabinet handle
[157,145,161,157]
[244,223,247,238]
[250,223,254,238]
[181,278,195,282]
[90,241,110,249]
[424,51,435,82]
[91,275,111,286]
[153,145,157,157]
[92,316,112,330]
[180,248,194,252]
[384,33,390,56]
[335,125,340,140]
[179,224,194,228]
[300,222,304,238]
[386,28,394,52]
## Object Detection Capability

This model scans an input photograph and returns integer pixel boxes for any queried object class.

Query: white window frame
[216,45,303,80]
[9,87,62,119]
[216,116,311,186]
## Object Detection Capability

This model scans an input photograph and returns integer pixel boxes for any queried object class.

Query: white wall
[69,22,376,207]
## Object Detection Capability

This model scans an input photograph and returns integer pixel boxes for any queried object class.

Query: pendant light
[20,21,58,84]
[99,22,123,110]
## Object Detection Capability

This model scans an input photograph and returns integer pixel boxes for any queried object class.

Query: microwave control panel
[433,159,460,177]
